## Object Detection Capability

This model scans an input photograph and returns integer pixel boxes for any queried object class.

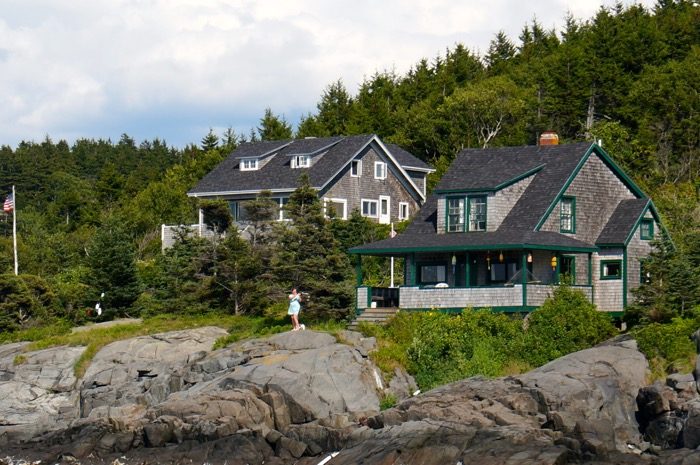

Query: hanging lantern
[486,252,491,270]
[451,254,457,266]
[527,252,533,263]
[550,255,558,270]
[499,251,504,263]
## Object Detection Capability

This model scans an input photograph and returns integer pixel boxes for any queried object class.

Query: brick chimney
[539,131,559,146]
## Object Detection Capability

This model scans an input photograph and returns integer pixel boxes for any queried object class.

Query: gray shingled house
[349,140,664,315]
[186,134,432,226]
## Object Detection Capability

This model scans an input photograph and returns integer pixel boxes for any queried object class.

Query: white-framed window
[240,158,259,171]
[361,199,378,218]
[399,202,409,220]
[351,160,361,177]
[374,161,387,180]
[291,155,311,168]
[324,198,347,219]
[276,197,289,221]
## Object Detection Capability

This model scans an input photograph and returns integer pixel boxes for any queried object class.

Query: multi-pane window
[419,264,446,284]
[240,158,258,171]
[292,155,311,168]
[374,161,387,179]
[351,160,361,177]
[361,199,378,218]
[601,260,622,280]
[640,219,654,240]
[468,196,487,231]
[324,198,347,219]
[447,198,465,232]
[560,197,575,233]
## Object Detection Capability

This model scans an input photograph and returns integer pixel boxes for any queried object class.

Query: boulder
[683,399,700,449]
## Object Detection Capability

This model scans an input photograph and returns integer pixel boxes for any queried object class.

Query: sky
[0,0,657,149]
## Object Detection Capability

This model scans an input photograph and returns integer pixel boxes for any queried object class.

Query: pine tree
[201,128,220,151]
[257,108,293,141]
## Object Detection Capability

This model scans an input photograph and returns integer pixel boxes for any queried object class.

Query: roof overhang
[350,242,598,256]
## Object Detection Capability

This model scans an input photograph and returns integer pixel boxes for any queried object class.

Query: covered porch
[352,247,595,313]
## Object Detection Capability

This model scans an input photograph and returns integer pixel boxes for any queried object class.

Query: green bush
[633,314,699,375]
[522,285,616,366]
[0,273,60,332]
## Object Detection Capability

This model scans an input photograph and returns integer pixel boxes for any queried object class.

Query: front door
[379,195,390,224]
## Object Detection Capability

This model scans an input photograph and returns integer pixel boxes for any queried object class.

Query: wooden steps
[348,307,400,330]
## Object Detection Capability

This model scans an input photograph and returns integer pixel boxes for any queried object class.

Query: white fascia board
[402,166,435,173]
[187,188,298,198]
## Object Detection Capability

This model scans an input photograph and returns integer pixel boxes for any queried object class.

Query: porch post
[355,255,363,286]
[465,253,470,287]
[587,252,592,285]
[522,251,528,308]
[410,253,417,286]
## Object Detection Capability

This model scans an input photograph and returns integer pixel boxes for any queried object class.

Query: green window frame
[560,196,576,233]
[560,255,576,284]
[468,196,487,231]
[640,219,654,240]
[446,197,465,232]
[600,260,622,280]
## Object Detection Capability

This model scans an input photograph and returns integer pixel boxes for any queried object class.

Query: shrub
[0,273,59,332]
[522,285,616,366]
[633,314,699,376]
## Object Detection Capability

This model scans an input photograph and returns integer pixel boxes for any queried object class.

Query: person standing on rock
[288,288,305,331]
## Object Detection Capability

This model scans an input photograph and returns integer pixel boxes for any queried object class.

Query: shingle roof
[188,135,429,196]
[596,198,650,245]
[385,144,432,171]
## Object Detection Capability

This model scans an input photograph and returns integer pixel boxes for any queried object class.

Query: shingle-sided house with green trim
[186,134,432,226]
[349,140,664,315]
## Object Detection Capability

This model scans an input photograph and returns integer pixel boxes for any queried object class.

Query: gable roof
[188,135,429,198]
[384,144,433,172]
[596,198,652,246]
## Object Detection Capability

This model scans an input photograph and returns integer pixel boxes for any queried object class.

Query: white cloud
[0,0,657,147]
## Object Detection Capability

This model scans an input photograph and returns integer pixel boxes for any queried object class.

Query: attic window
[240,158,259,171]
[640,219,654,240]
[560,197,576,233]
[351,160,361,177]
[292,155,311,168]
[374,162,387,180]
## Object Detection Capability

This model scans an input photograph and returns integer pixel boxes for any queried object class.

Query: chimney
[539,131,559,146]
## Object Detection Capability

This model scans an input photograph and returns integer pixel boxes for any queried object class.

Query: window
[361,199,378,218]
[324,198,347,219]
[640,219,654,240]
[292,155,311,168]
[468,196,487,231]
[351,160,361,177]
[601,260,622,280]
[447,197,465,232]
[560,197,575,233]
[240,158,258,171]
[560,255,576,284]
[419,264,446,284]
[374,161,387,180]
[229,200,250,222]
[399,202,409,221]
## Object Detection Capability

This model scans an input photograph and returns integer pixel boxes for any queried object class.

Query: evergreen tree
[316,79,353,135]
[257,108,293,141]
[201,128,220,151]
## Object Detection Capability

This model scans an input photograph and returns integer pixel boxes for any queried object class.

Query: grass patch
[13,354,27,365]
[379,392,397,410]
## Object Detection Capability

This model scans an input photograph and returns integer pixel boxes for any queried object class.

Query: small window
[468,196,487,231]
[447,197,465,232]
[292,155,311,168]
[399,202,409,220]
[419,264,446,284]
[560,197,575,233]
[361,199,378,218]
[324,198,347,219]
[374,161,387,180]
[601,260,622,280]
[240,158,259,171]
[640,219,654,240]
[351,160,361,177]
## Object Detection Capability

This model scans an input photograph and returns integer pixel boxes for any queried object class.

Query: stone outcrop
[0,327,699,465]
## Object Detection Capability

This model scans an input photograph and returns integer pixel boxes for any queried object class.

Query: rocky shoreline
[1,327,699,464]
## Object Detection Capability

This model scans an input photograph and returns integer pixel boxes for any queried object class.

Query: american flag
[3,193,13,213]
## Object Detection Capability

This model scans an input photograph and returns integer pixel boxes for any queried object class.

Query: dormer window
[292,155,311,168]
[240,158,259,171]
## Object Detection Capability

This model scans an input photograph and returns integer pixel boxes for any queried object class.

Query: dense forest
[0,1,698,335]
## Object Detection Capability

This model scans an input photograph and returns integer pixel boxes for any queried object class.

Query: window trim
[600,259,622,280]
[560,196,576,233]
[323,197,347,220]
[350,160,362,177]
[361,198,379,218]
[276,197,289,221]
[374,161,387,180]
[240,157,259,171]
[398,202,409,221]
[560,255,576,284]
[417,262,448,285]
[467,196,487,232]
[640,219,654,240]
[292,155,311,169]
[446,196,466,232]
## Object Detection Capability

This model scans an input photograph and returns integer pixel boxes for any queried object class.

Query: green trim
[600,259,622,280]
[587,253,592,286]
[521,252,528,307]
[536,143,648,231]
[623,249,628,308]
[400,306,538,314]
[435,165,544,195]
[621,199,652,246]
[355,255,363,286]
[559,196,576,233]
[640,219,654,240]
[560,254,576,284]
[445,195,487,232]
[446,196,466,232]
[468,196,487,232]
[409,253,416,286]
[350,243,598,255]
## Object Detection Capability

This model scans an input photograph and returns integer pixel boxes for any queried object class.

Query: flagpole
[12,185,17,275]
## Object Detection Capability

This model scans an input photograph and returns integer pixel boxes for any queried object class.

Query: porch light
[486,253,491,270]
[527,252,533,263]
[451,254,457,266]
[499,251,504,263]
[551,255,558,270]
